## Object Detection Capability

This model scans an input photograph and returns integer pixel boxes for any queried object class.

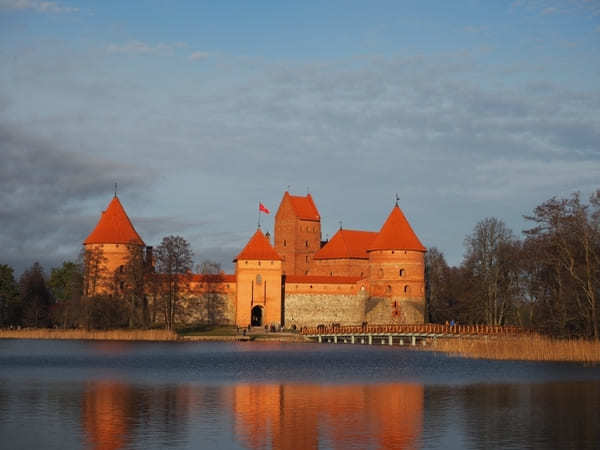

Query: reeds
[430,334,600,363]
[0,328,179,341]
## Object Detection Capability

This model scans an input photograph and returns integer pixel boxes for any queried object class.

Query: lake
[0,339,599,449]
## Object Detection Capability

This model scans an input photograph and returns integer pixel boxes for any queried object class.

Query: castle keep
[84,192,426,328]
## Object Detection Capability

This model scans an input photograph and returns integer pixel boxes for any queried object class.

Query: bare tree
[155,236,193,330]
[464,217,521,326]
[82,246,108,297]
[525,191,600,339]
[117,242,149,328]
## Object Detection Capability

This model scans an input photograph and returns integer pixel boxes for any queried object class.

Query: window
[399,269,405,277]
[330,271,333,276]
[256,274,262,285]
[283,240,287,247]
[119,265,124,273]
[305,255,309,263]
[305,240,309,247]
[120,281,125,290]
[404,285,409,294]
[386,285,392,294]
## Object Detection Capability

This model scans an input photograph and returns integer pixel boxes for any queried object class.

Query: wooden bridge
[301,324,527,346]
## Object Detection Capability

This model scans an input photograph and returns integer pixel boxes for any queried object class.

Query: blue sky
[1,0,599,274]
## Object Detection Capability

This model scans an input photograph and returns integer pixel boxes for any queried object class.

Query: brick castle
[83,191,426,328]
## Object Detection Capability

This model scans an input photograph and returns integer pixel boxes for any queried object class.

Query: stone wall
[365,297,424,324]
[176,292,236,325]
[284,291,369,328]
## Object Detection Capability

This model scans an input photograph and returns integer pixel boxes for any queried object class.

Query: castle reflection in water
[82,381,423,449]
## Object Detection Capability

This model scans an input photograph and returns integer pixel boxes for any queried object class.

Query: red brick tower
[234,229,283,327]
[83,195,145,295]
[274,192,321,275]
[367,204,426,323]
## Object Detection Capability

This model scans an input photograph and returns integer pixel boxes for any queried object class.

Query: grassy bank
[430,335,600,363]
[0,328,178,341]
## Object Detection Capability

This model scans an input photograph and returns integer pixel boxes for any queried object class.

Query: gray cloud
[1,40,598,273]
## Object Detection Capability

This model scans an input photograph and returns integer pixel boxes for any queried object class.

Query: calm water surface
[0,339,599,449]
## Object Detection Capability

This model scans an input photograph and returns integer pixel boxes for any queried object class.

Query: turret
[274,192,321,275]
[234,229,283,327]
[367,205,426,323]
[83,195,145,295]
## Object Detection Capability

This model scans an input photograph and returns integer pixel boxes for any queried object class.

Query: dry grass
[430,335,600,363]
[0,328,179,341]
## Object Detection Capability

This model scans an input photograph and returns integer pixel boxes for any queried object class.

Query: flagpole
[257,201,261,229]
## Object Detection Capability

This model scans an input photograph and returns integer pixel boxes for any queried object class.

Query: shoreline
[2,329,599,363]
[0,328,308,343]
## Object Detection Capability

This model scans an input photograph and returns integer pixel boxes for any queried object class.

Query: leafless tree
[464,217,521,326]
[525,191,600,339]
[82,246,108,297]
[155,236,193,330]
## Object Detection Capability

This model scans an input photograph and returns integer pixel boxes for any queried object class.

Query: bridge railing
[300,323,530,336]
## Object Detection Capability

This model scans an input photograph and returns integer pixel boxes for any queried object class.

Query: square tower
[274,192,322,275]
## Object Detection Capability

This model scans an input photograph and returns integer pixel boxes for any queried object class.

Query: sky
[1,0,599,275]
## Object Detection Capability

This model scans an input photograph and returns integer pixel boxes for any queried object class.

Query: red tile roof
[313,229,378,260]
[84,196,145,246]
[286,192,320,221]
[285,275,361,284]
[235,229,282,261]
[190,274,237,283]
[368,205,426,252]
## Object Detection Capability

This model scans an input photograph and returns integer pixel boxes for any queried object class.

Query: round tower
[83,195,145,296]
[367,205,426,324]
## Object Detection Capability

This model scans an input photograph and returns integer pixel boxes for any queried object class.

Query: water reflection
[83,382,132,450]
[76,381,423,449]
[232,384,423,449]
[1,339,600,449]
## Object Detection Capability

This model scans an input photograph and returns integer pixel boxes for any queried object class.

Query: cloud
[510,0,600,16]
[541,7,558,15]
[0,0,78,13]
[188,51,210,61]
[1,41,598,271]
[106,40,186,55]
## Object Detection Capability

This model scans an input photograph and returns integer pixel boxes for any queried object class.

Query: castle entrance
[251,305,263,326]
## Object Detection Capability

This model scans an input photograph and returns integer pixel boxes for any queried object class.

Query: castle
[83,191,426,328]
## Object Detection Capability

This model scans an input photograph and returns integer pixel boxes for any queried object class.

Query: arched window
[404,285,409,294]
[399,269,405,277]
[305,240,309,247]
[283,239,287,247]
[256,274,262,285]
[386,285,392,294]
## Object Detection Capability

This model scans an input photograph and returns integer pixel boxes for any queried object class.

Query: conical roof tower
[84,196,145,246]
[369,205,425,252]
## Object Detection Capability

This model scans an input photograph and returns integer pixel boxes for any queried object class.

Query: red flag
[259,203,270,214]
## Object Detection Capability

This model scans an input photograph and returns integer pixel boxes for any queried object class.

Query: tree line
[426,190,600,339]
[0,235,213,331]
